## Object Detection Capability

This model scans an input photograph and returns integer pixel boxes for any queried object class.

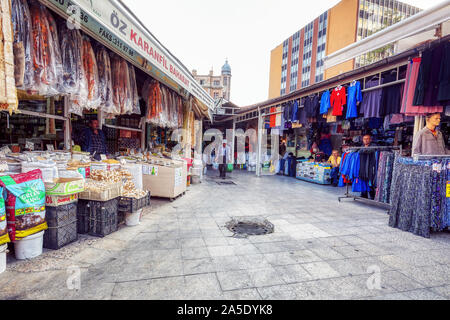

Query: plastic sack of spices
[11,0,35,90]
[28,2,59,96]
[0,169,47,241]
[96,46,118,115]
[128,64,140,115]
[0,187,10,245]
[81,37,101,109]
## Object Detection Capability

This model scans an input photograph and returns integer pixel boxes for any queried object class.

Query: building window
[214,92,219,99]
[214,80,220,86]
[223,78,227,86]
[200,80,204,85]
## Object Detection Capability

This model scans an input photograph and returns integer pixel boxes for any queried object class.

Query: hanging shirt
[346,81,362,119]
[291,100,299,122]
[330,86,346,116]
[304,95,319,118]
[275,106,282,127]
[269,106,277,128]
[320,91,331,115]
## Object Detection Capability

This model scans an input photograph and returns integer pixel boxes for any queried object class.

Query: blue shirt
[320,91,331,115]
[291,100,299,122]
[346,81,362,119]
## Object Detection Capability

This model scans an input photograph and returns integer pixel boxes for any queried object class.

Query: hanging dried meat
[111,54,132,115]
[44,7,63,93]
[29,2,60,96]
[128,63,140,115]
[143,78,162,125]
[60,22,86,96]
[11,0,34,90]
[95,45,118,114]
[81,36,101,109]
[0,0,18,113]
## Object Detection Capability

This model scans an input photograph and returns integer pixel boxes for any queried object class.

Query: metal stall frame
[338,145,402,210]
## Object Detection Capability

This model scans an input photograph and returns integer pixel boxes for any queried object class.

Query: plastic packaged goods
[44,7,63,94]
[144,79,163,125]
[0,169,48,241]
[96,45,117,114]
[29,2,59,96]
[111,54,132,115]
[128,64,140,115]
[11,0,35,91]
[0,187,10,245]
[0,0,18,114]
[60,23,85,97]
[81,37,101,109]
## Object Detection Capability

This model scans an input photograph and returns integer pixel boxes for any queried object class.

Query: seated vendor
[328,149,341,187]
[81,119,108,160]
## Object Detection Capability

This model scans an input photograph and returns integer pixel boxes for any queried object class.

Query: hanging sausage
[128,63,140,115]
[96,45,118,115]
[81,36,101,109]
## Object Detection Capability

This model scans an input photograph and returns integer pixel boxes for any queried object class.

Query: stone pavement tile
[257,285,298,300]
[318,236,350,248]
[180,237,206,249]
[340,274,394,299]
[225,237,252,246]
[379,271,426,292]
[213,256,246,272]
[65,281,116,300]
[150,249,182,261]
[254,242,286,254]
[263,252,297,266]
[150,259,184,278]
[309,246,345,261]
[274,264,313,284]
[277,240,306,251]
[207,245,236,257]
[179,230,203,239]
[90,239,129,252]
[68,247,117,266]
[429,285,450,298]
[339,235,369,246]
[332,245,370,259]
[232,244,260,255]
[203,237,229,247]
[151,231,181,240]
[112,276,186,300]
[399,265,450,287]
[402,288,446,300]
[426,249,450,265]
[289,249,323,264]
[247,267,286,287]
[223,288,262,300]
[146,239,181,250]
[202,230,227,238]
[182,247,211,260]
[327,257,393,278]
[301,262,340,280]
[183,258,216,274]
[216,270,254,291]
[184,273,224,300]
[239,254,273,270]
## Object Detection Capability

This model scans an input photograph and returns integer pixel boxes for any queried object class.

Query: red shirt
[269,107,277,127]
[331,86,346,116]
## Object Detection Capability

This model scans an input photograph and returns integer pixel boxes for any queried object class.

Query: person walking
[216,140,232,179]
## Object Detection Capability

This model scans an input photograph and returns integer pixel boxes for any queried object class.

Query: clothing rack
[338,145,402,210]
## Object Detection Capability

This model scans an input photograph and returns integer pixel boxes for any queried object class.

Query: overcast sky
[123,0,442,107]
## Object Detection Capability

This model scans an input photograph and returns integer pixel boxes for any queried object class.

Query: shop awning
[324,0,450,69]
[39,0,215,112]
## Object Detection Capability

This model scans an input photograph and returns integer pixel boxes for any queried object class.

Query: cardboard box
[46,193,78,207]
[45,178,85,196]
[142,161,187,199]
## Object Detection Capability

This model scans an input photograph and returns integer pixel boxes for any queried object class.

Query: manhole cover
[226,218,274,237]
[217,181,236,185]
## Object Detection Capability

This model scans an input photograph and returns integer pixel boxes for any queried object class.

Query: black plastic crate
[77,198,119,237]
[44,203,78,250]
[118,192,151,212]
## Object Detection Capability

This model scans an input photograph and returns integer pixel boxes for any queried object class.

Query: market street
[0,170,449,300]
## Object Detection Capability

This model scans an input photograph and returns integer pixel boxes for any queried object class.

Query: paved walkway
[0,170,449,300]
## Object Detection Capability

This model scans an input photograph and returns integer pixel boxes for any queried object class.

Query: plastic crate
[43,203,78,250]
[79,181,122,201]
[118,192,151,212]
[77,198,119,237]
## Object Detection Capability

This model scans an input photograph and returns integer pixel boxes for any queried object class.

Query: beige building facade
[192,60,231,101]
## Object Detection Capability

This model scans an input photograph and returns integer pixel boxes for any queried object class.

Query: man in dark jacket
[81,119,107,160]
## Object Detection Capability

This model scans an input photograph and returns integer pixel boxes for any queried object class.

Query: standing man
[412,113,449,155]
[81,119,107,161]
[216,139,232,179]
